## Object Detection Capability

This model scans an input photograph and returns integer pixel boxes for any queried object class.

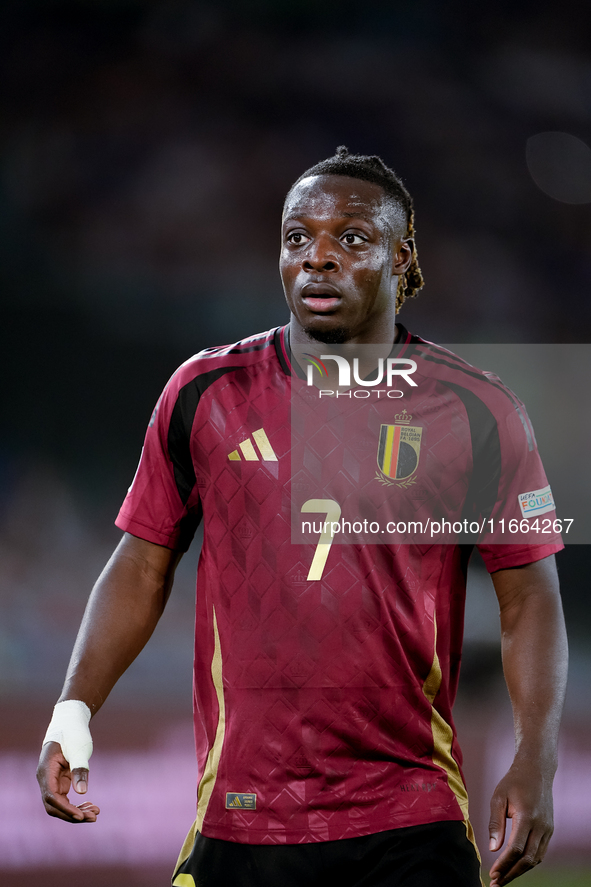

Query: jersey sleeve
[115,369,202,551]
[476,383,563,572]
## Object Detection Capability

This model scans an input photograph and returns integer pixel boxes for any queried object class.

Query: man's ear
[392,238,414,277]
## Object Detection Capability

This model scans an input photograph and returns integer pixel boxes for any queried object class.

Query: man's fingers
[536,827,553,862]
[78,802,101,814]
[73,802,100,821]
[489,760,556,886]
[490,815,549,886]
[37,742,99,822]
[490,828,545,886]
[43,791,100,823]
[488,790,507,852]
[72,767,89,794]
[489,814,528,883]
[42,789,86,822]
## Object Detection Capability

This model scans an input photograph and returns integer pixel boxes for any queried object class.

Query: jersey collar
[274,323,414,379]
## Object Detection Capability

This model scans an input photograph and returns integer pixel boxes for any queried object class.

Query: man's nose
[302,236,340,272]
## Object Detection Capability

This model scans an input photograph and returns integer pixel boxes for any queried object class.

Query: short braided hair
[288,146,424,312]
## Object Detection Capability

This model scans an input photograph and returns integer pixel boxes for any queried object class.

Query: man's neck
[288,316,400,348]
[288,319,402,387]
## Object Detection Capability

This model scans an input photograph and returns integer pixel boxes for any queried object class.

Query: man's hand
[36,741,100,823]
[489,555,567,886]
[35,534,181,823]
[488,758,554,886]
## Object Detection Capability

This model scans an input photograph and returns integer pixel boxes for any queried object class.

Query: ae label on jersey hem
[226,792,257,810]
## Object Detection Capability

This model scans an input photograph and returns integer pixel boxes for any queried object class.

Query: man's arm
[488,554,568,887]
[36,532,181,823]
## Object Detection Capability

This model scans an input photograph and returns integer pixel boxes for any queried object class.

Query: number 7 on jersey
[301,499,342,581]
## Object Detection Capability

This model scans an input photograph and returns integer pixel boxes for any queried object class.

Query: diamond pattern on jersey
[220,562,245,598]
[302,605,338,642]
[283,656,316,688]
[128,337,556,845]
[289,747,315,774]
[235,607,257,631]
[265,698,297,735]
[206,513,228,546]
[249,563,274,596]
[213,467,241,503]
[429,432,466,469]
[307,425,341,459]
[303,697,338,731]
[288,377,478,550]
[261,606,294,642]
[233,515,255,548]
[322,562,357,595]
[245,471,276,505]
[345,611,379,638]
[244,656,276,686]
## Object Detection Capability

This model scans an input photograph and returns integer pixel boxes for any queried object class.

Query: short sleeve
[476,393,563,572]
[115,371,202,551]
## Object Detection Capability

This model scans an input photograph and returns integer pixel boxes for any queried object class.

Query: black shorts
[172,820,482,887]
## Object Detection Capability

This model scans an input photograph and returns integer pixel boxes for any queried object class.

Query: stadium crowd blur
[1,1,591,883]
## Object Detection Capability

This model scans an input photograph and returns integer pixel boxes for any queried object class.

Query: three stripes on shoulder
[228,428,277,462]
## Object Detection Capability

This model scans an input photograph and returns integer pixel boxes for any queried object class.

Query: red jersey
[116,324,562,845]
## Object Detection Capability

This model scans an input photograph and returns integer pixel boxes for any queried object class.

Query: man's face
[280,174,411,344]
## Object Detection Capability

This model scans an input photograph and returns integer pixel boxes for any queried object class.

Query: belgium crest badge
[375,410,422,488]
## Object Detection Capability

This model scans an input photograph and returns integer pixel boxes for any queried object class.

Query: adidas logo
[225,792,257,810]
[228,428,277,462]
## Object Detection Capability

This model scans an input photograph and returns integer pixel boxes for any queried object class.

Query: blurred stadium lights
[1,723,590,870]
[526,132,591,204]
[2,0,591,882]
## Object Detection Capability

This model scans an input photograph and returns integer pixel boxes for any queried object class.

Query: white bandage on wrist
[43,700,93,771]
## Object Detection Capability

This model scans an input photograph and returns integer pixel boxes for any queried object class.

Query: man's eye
[287,232,310,245]
[342,233,365,245]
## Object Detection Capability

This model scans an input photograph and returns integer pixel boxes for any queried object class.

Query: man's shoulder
[408,330,523,411]
[409,331,493,383]
[169,326,284,389]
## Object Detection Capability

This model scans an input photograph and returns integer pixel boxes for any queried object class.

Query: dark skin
[36,534,181,823]
[488,559,567,887]
[37,175,568,887]
[280,175,413,352]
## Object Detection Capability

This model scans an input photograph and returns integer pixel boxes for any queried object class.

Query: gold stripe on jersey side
[172,819,197,885]
[172,874,196,887]
[197,606,226,829]
[423,615,483,881]
[252,427,278,461]
[228,449,241,461]
[172,610,225,880]
[239,439,258,460]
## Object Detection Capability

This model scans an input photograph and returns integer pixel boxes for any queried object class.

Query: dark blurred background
[1,1,590,884]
